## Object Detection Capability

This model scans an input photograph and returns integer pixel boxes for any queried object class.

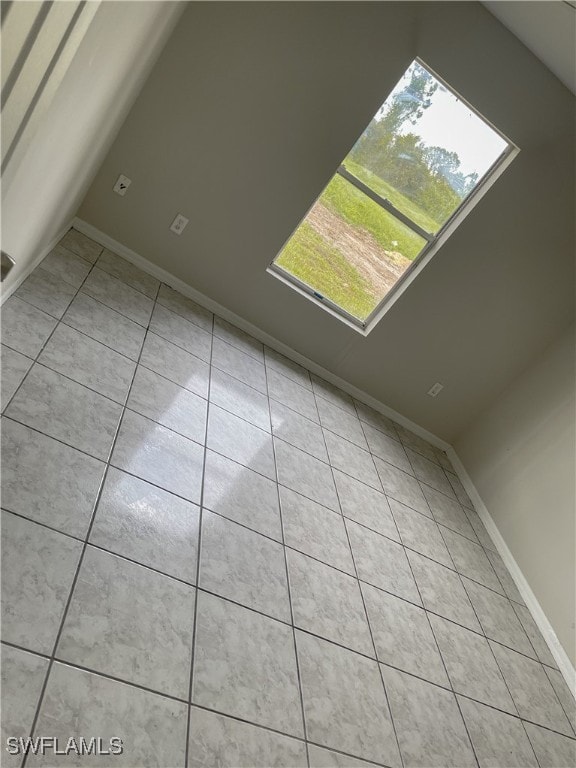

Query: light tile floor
[1,228,575,768]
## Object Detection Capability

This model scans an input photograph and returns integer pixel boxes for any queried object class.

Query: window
[268,59,517,333]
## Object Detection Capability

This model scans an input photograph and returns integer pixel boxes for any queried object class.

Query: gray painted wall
[78,1,574,442]
[456,323,575,665]
[1,1,184,297]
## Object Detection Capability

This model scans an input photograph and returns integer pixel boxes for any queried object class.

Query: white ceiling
[482,1,576,94]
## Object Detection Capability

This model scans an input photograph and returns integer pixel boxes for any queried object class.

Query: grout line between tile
[486,650,543,768]
[20,275,162,768]
[266,357,311,768]
[11,279,82,320]
[188,701,308,747]
[543,668,576,739]
[314,387,406,768]
[0,408,530,611]
[22,359,131,408]
[6,500,537,670]
[92,257,160,302]
[2,472,528,640]
[0,341,35,364]
[423,608,482,768]
[392,444,482,767]
[147,307,212,362]
[184,310,215,768]
[264,361,313,393]
[4,368,468,533]
[4,634,575,750]
[46,314,138,364]
[1,639,52,661]
[1,290,87,416]
[51,241,100,268]
[60,289,149,345]
[0,507,87,544]
[435,519,549,760]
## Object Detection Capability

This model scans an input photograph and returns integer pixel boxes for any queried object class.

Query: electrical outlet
[113,174,131,196]
[427,382,444,398]
[170,214,189,235]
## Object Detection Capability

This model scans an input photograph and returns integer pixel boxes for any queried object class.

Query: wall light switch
[170,214,189,235]
[113,174,131,196]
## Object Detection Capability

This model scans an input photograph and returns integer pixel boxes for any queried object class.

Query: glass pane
[344,60,508,234]
[275,174,426,322]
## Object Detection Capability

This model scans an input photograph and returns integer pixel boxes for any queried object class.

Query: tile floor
[1,229,575,768]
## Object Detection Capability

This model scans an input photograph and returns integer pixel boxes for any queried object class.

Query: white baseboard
[72,217,451,452]
[448,447,576,696]
[0,220,74,305]
[72,218,575,696]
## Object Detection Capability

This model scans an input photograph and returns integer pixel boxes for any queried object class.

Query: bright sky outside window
[270,59,514,330]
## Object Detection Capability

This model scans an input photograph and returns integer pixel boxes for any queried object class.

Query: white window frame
[267,57,519,336]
